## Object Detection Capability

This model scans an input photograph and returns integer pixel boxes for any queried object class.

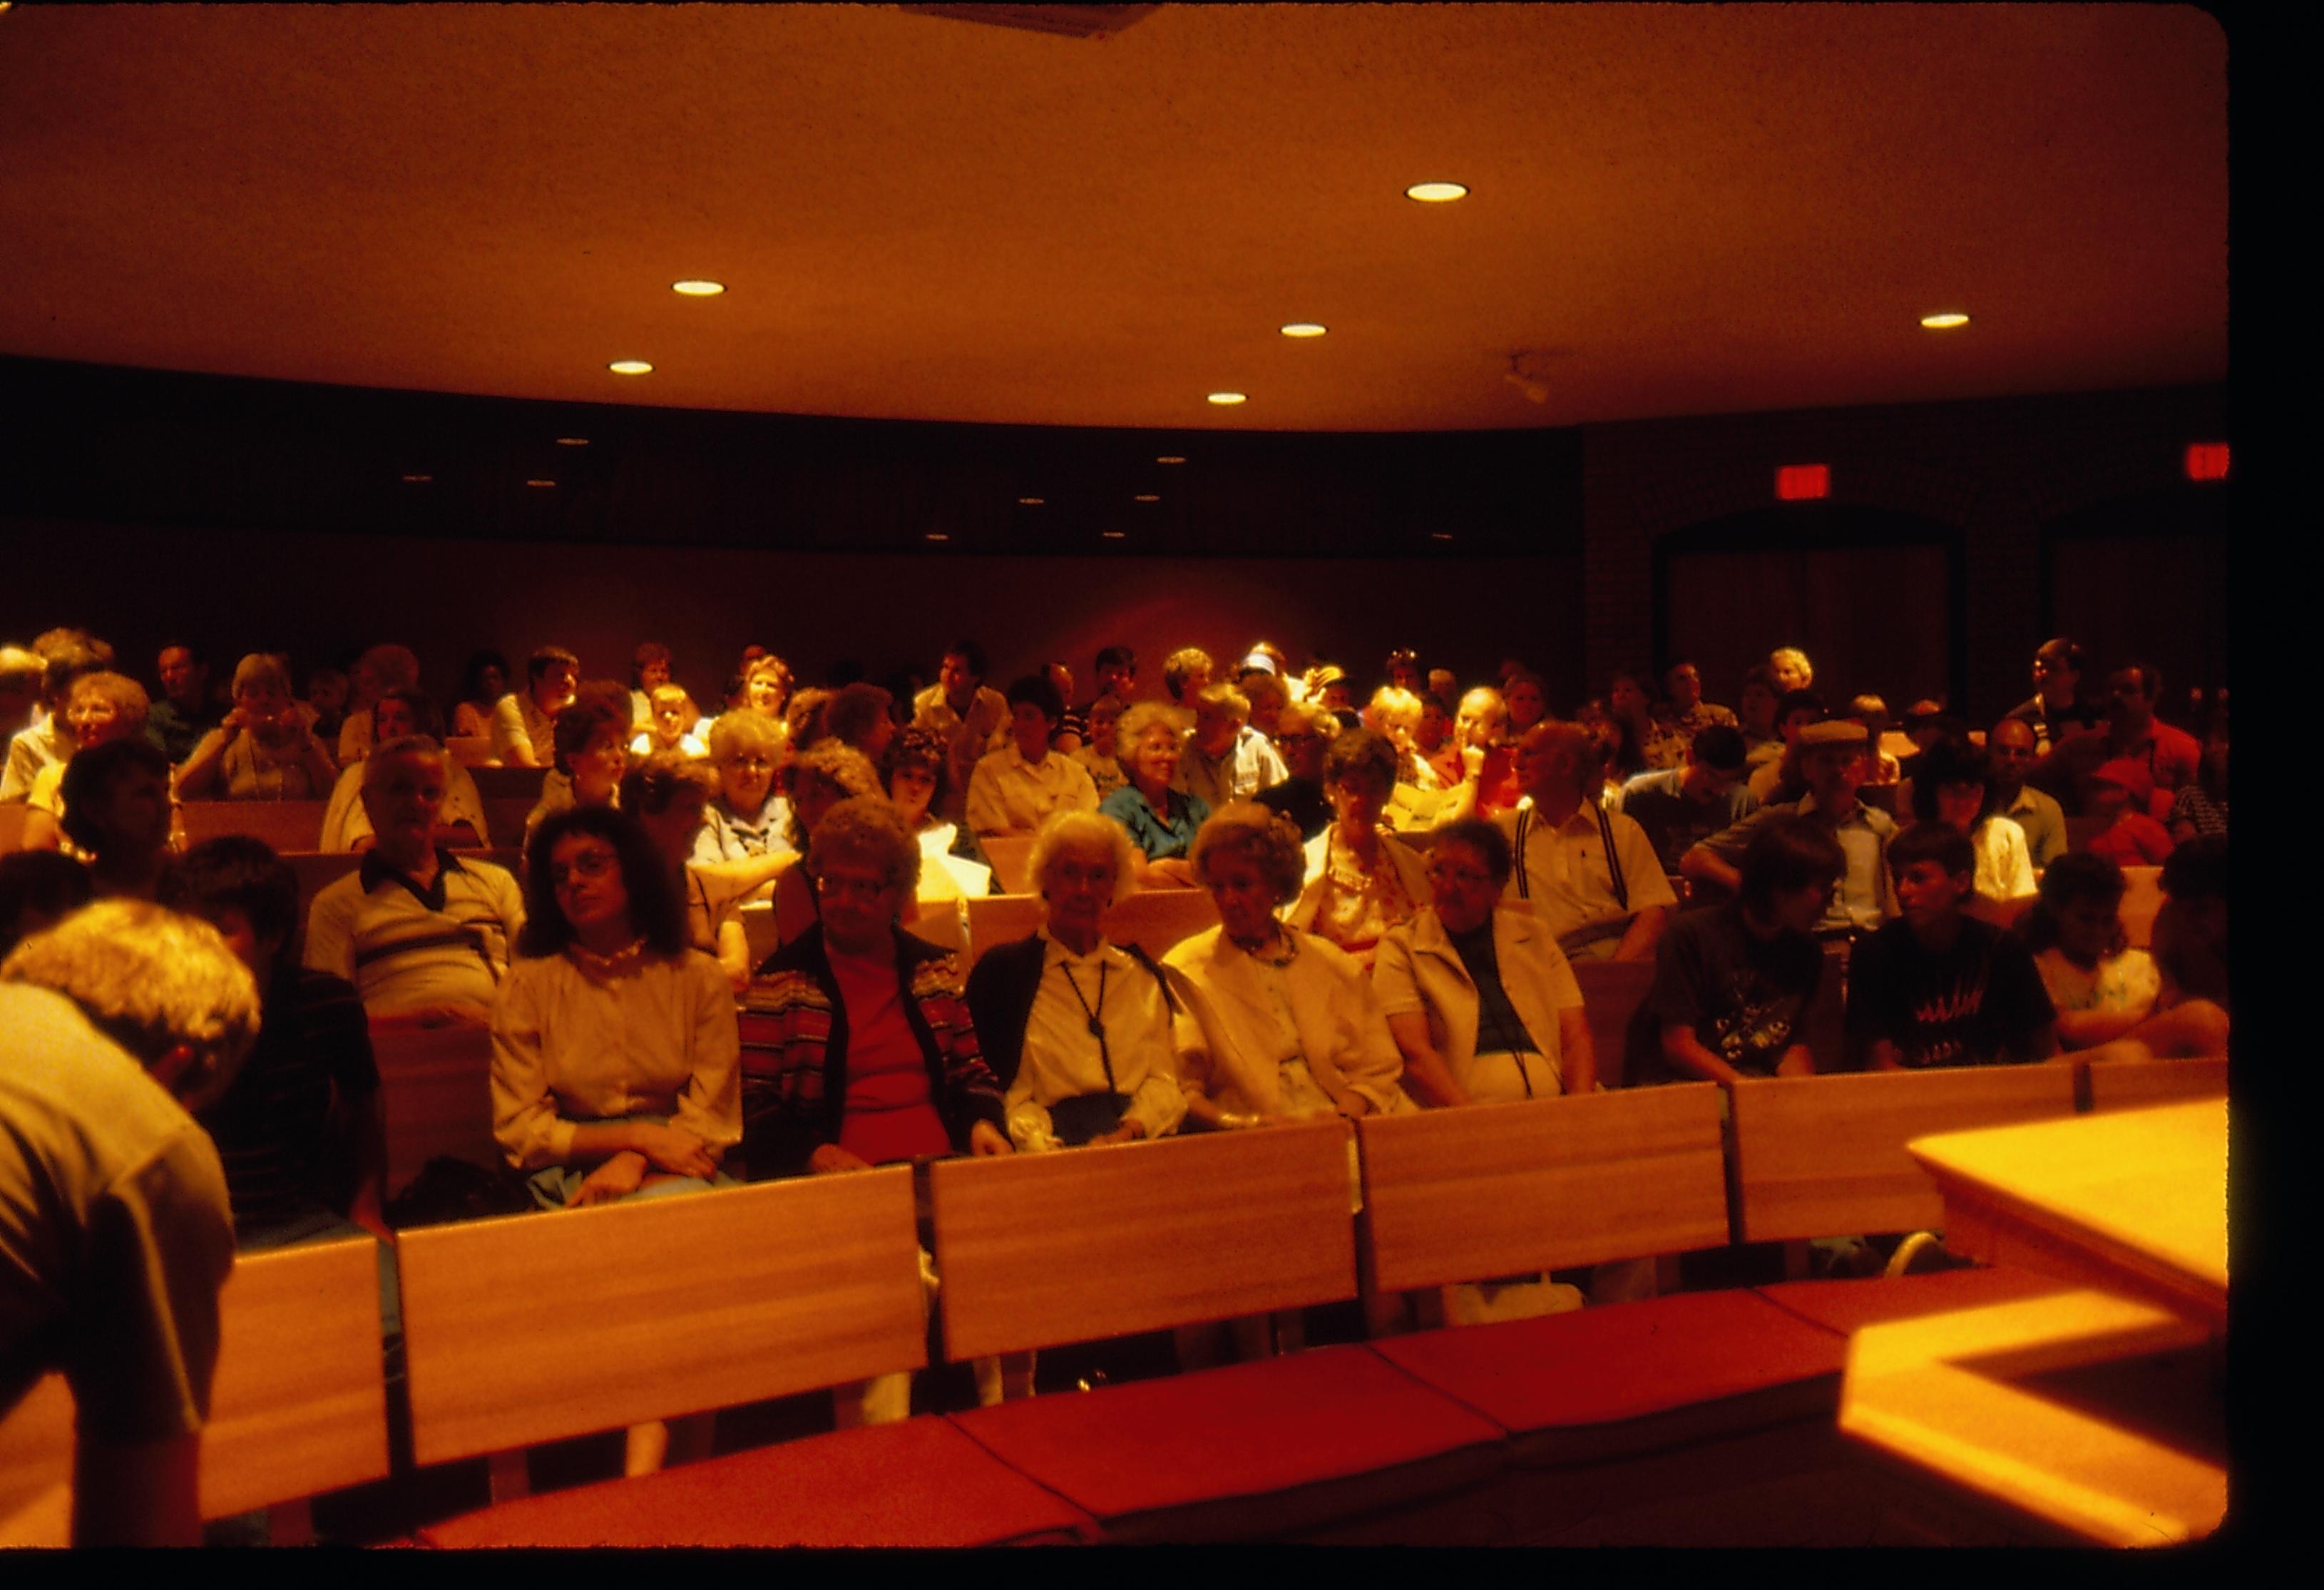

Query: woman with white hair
[1097,700,1207,887]
[174,654,339,801]
[966,810,1184,1152]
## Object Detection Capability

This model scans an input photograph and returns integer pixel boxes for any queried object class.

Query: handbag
[1048,1090,1130,1146]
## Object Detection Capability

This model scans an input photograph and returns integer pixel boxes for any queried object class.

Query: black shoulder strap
[1123,942,1180,1015]
[1513,807,1532,899]
[1597,802,1629,911]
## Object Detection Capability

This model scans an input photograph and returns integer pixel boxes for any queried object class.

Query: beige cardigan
[1371,905,1585,1103]
[1162,925,1412,1119]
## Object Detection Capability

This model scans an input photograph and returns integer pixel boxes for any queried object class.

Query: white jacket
[1371,906,1584,1103]
[1162,925,1412,1119]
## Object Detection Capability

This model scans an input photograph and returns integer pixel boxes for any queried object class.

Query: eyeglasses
[727,756,777,772]
[1427,865,1495,888]
[814,871,896,901]
[548,849,619,887]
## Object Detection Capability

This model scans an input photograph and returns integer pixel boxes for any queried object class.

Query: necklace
[568,936,648,976]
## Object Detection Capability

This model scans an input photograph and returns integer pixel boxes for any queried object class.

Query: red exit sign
[1776,464,1830,501]
[2184,443,2228,481]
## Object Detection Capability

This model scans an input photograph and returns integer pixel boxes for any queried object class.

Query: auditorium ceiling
[0,4,2227,432]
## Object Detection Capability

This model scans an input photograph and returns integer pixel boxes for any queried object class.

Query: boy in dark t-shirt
[1849,822,2057,1070]
[1640,814,1845,1084]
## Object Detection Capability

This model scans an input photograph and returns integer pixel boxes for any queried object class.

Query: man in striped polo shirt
[304,736,523,1027]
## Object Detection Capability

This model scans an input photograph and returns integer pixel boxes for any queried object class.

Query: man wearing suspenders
[1498,720,1675,963]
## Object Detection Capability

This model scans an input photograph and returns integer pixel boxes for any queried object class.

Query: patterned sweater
[735,925,1006,1181]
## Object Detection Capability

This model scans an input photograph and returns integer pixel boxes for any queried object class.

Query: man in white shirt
[966,675,1100,839]
[1498,720,1675,963]
[488,645,580,769]
[1685,719,1897,939]
[305,737,524,1027]
[1172,682,1287,813]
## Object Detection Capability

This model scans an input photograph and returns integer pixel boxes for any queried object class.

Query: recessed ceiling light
[1133,494,1160,503]
[1406,181,1468,202]
[1207,391,1247,406]
[925,532,950,543]
[1920,311,1971,329]
[1279,322,1328,339]
[608,359,653,375]
[671,279,725,297]
[400,473,432,483]
[1018,497,1045,506]
[555,436,590,447]
[1103,531,1127,540]
[526,478,556,488]
[1156,456,1186,465]
[1430,532,1454,542]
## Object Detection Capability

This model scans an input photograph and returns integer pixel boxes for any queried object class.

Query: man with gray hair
[304,736,523,1026]
[2,901,260,1545]
[1174,681,1287,813]
[1498,720,1676,962]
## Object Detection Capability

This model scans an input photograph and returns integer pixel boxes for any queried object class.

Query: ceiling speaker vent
[899,5,1160,41]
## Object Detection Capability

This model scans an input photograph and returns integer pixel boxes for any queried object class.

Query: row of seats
[0,1051,2226,1546]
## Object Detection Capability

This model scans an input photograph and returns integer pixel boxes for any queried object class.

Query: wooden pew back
[469,764,548,801]
[1571,958,1657,1092]
[1107,886,1219,963]
[0,804,27,853]
[963,894,1046,973]
[2084,1055,2228,1113]
[1728,1066,2081,1243]
[180,799,329,852]
[480,796,540,859]
[931,1120,1356,1361]
[397,1170,925,1467]
[981,834,1035,895]
[1357,1084,1729,1292]
[444,734,497,768]
[0,1237,389,1542]
[371,1020,502,1199]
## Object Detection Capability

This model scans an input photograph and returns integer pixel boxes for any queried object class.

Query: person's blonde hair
[1189,801,1307,906]
[231,652,294,700]
[809,794,922,904]
[1190,682,1251,723]
[1114,701,1188,774]
[707,709,783,765]
[1030,809,1140,908]
[1,899,261,1107]
[1366,685,1422,737]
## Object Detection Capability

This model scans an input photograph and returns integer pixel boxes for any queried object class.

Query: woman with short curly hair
[1289,729,1430,970]
[1097,700,1207,887]
[1165,801,1411,1134]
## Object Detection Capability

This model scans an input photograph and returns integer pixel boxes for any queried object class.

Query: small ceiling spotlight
[1206,391,1247,406]
[1919,311,1971,329]
[672,279,726,297]
[1406,180,1468,202]
[608,359,653,375]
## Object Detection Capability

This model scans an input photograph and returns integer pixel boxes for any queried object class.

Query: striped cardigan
[736,925,1006,1181]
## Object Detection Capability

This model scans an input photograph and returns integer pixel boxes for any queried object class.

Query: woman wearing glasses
[692,710,794,866]
[1288,729,1430,971]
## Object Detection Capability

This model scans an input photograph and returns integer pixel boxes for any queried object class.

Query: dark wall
[1,357,2227,724]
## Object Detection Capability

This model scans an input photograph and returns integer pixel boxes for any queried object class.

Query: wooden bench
[0,803,28,852]
[931,1121,1507,1542]
[468,764,548,802]
[180,799,330,851]
[980,834,1035,895]
[1726,1066,2082,1245]
[443,735,497,768]
[0,1237,390,1547]
[371,1020,502,1201]
[963,888,1217,974]
[479,796,541,857]
[962,894,1045,973]
[2082,1053,2227,1113]
[1571,958,1657,1090]
[406,1171,1092,1547]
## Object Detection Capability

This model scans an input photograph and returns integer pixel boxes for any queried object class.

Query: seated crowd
[0,622,2231,1539]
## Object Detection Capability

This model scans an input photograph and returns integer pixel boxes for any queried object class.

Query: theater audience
[1653,660,1736,758]
[302,665,350,747]
[2007,637,2104,754]
[629,642,674,728]
[1451,684,1522,820]
[2055,662,2201,821]
[451,649,511,739]
[160,837,384,1246]
[1162,646,1214,706]
[2019,853,2227,1060]
[912,639,1009,822]
[0,645,43,751]
[1746,689,1824,805]
[1641,816,1843,1085]
[336,642,422,765]
[692,709,793,866]
[2151,836,2228,1014]
[148,643,225,765]
[1686,719,1895,938]
[1386,648,1424,694]
[1086,645,1137,717]
[1734,665,1783,763]
[174,653,339,802]
[1601,669,1659,783]
[58,739,177,901]
[1,901,257,1545]
[1769,647,1814,695]
[1909,737,2037,903]
[1848,822,2056,1070]
[623,752,749,985]
[630,683,707,759]
[1043,662,1085,754]
[1100,701,1207,886]
[966,810,1184,1152]
[1374,817,1593,1109]
[305,735,525,1027]
[522,696,630,850]
[1409,688,1463,791]
[1501,670,1549,741]
[1174,681,1286,812]
[1242,670,1292,742]
[1254,699,1336,841]
[1164,803,1411,1132]
[1615,723,1758,878]
[820,681,895,766]
[2081,758,2176,867]
[21,670,154,852]
[772,739,886,947]
[4,630,116,801]
[741,653,793,724]
[966,674,1100,840]
[784,687,832,755]
[1290,728,1429,969]
[1073,692,1128,801]
[319,687,487,851]
[1500,720,1674,962]
[2169,720,2229,844]
[1984,717,2069,871]
[1847,694,1903,786]
[489,645,581,769]
[0,850,93,958]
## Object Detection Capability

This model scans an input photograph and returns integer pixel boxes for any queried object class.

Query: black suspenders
[1513,804,1629,910]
